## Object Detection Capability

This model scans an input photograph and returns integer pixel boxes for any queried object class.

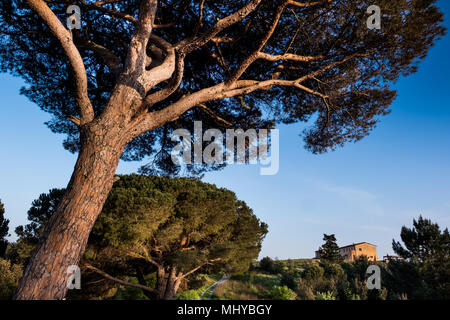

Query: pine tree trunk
[14,124,128,300]
[163,278,181,300]
[163,268,180,300]
[173,278,182,298]
[156,267,166,300]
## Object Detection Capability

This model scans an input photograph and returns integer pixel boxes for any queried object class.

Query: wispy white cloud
[308,180,385,217]
[359,224,397,233]
[322,184,377,202]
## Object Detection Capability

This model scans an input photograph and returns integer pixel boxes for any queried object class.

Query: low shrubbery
[270,285,297,300]
[177,290,201,300]
[0,258,22,300]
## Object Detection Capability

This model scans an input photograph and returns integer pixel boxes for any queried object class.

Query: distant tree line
[256,217,450,300]
[1,185,449,300]
[0,199,9,258]
[1,175,267,300]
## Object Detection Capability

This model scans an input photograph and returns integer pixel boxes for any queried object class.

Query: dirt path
[200,274,229,300]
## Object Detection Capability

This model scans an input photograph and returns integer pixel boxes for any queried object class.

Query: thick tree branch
[129,82,227,136]
[84,263,158,294]
[80,0,138,25]
[196,104,233,127]
[177,258,223,280]
[75,38,121,75]
[227,0,331,84]
[100,0,165,119]
[130,51,374,137]
[257,52,326,63]
[194,0,206,35]
[123,0,158,75]
[134,0,264,115]
[141,35,176,92]
[126,246,162,268]
[25,0,94,125]
[141,50,184,109]
[177,265,203,280]
[227,1,288,84]
[176,0,263,54]
[288,0,331,8]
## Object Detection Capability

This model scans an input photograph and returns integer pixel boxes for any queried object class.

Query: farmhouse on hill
[315,242,378,262]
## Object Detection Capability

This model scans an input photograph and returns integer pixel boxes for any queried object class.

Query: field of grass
[212,272,281,300]
[213,280,262,300]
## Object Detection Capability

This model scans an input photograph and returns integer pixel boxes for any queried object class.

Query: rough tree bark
[156,266,166,300]
[14,122,130,299]
[163,268,182,300]
[14,0,160,299]
[14,0,371,299]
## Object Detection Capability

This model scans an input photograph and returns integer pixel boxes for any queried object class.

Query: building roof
[339,242,377,249]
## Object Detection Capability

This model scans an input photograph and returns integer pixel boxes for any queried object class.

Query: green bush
[259,257,283,274]
[251,273,280,288]
[302,263,324,280]
[189,274,209,290]
[315,291,336,300]
[177,289,201,300]
[296,279,315,300]
[249,285,261,297]
[0,258,22,300]
[322,263,345,278]
[270,285,297,300]
[280,272,297,291]
[114,278,149,300]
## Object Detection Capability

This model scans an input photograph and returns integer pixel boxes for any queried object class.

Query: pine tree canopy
[0,0,445,175]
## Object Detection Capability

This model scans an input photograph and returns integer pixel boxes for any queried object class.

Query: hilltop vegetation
[0,177,448,300]
[208,217,450,300]
[2,175,268,300]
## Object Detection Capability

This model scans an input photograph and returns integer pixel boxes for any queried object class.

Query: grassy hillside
[213,273,281,300]
[177,256,404,300]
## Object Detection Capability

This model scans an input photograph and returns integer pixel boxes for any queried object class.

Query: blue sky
[1,1,449,260]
